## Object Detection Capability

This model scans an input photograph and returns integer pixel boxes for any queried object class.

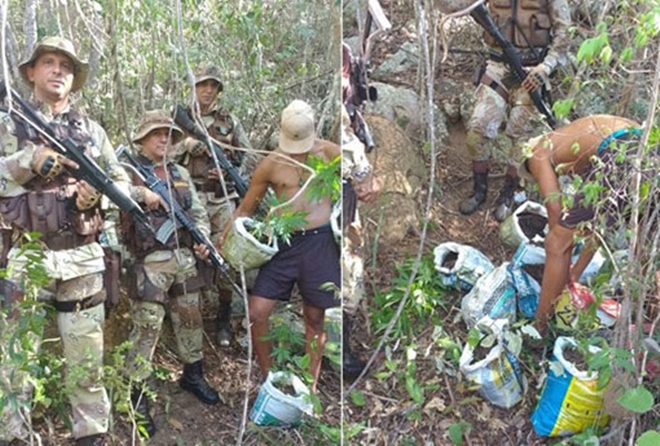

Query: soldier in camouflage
[0,36,126,446]
[173,65,256,347]
[121,110,221,438]
[458,0,571,221]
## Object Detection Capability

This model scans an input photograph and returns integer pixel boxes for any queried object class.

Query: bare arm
[528,150,562,228]
[219,157,271,244]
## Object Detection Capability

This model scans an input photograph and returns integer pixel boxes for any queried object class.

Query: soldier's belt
[52,292,105,313]
[480,72,509,102]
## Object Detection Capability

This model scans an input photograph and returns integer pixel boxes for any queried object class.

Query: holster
[103,247,121,315]
[342,180,358,228]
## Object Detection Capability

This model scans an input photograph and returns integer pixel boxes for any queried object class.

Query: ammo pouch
[103,247,121,314]
[168,260,209,297]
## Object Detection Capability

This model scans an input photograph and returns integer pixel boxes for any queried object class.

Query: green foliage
[637,431,660,446]
[370,256,447,339]
[616,386,655,413]
[304,155,341,203]
[448,421,473,445]
[576,23,610,65]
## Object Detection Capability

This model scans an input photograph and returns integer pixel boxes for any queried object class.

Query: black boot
[493,174,519,222]
[131,384,157,439]
[75,434,106,446]
[216,299,232,347]
[179,360,220,405]
[459,171,488,215]
[342,315,366,379]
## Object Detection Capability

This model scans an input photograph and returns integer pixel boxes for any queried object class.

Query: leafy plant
[370,256,447,339]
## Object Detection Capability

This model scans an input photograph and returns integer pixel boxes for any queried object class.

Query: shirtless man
[520,114,641,335]
[221,100,340,391]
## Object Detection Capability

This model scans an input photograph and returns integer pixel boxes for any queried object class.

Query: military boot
[216,299,232,347]
[179,360,220,405]
[342,315,366,379]
[459,171,488,215]
[131,384,157,438]
[493,175,519,222]
[75,434,106,446]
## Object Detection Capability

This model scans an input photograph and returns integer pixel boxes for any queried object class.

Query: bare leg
[248,295,278,381]
[536,225,576,332]
[302,303,326,393]
[570,233,599,282]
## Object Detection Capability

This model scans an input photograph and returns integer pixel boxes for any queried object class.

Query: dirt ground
[343,2,559,445]
[31,286,340,445]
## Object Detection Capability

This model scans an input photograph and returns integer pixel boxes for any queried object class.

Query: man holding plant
[221,99,340,392]
[520,114,642,337]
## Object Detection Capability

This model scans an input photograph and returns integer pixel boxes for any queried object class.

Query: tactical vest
[485,0,552,52]
[125,157,194,258]
[0,109,104,250]
[183,108,243,197]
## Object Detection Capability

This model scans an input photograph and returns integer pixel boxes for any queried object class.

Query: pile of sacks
[433,201,621,437]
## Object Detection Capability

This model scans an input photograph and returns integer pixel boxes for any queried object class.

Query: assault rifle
[344,0,391,153]
[116,145,233,275]
[0,84,153,232]
[172,104,249,197]
[469,3,557,128]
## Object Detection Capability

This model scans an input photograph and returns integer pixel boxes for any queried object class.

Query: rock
[360,115,427,245]
[367,82,449,144]
[374,41,419,77]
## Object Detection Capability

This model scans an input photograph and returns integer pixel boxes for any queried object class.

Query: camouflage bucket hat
[132,110,184,144]
[18,36,89,93]
[194,65,223,91]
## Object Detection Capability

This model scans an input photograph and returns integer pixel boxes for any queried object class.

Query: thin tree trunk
[24,0,37,51]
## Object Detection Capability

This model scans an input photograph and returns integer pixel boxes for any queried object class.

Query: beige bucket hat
[279,100,316,154]
[18,36,89,93]
[132,110,184,144]
[194,65,223,91]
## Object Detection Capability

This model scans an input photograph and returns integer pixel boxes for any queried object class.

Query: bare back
[536,115,639,174]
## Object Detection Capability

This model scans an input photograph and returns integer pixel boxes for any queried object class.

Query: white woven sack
[220,217,279,270]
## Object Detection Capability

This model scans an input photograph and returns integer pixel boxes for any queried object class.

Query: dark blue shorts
[559,128,643,229]
[252,224,340,309]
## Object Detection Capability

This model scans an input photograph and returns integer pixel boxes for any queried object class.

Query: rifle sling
[480,72,509,102]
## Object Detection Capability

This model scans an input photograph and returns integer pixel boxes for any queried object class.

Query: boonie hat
[194,65,223,91]
[279,100,315,154]
[18,36,89,93]
[132,110,183,144]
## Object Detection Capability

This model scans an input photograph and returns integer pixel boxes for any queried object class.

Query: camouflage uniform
[0,37,127,443]
[340,104,374,377]
[173,65,257,346]
[460,0,571,219]
[122,111,219,434]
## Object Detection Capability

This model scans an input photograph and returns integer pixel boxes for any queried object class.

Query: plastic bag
[531,337,610,437]
[250,371,313,426]
[509,243,608,319]
[220,217,279,270]
[434,242,494,292]
[499,201,548,249]
[508,242,545,318]
[459,317,527,408]
[554,281,620,331]
[461,263,517,328]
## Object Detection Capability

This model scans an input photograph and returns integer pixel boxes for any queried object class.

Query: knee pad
[465,130,487,161]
